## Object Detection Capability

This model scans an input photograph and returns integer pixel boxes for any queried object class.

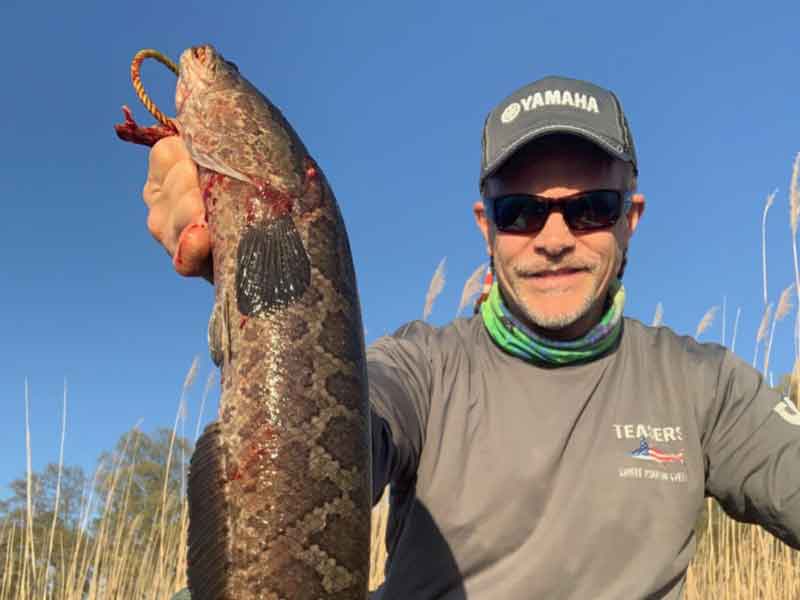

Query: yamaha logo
[499,89,601,126]
[500,102,521,124]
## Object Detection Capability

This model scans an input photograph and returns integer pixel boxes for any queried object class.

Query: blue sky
[1,1,798,493]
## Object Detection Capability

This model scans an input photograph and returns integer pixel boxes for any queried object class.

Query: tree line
[0,427,192,596]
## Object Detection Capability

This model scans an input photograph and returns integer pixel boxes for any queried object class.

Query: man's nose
[532,209,576,257]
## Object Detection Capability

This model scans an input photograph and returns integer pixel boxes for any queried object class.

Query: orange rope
[130,49,179,129]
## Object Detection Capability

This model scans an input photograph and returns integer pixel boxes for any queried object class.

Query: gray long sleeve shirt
[367,315,800,599]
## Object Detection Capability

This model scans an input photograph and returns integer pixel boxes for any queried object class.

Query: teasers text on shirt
[613,423,683,442]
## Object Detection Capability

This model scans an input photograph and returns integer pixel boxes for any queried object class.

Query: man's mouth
[532,268,588,278]
[520,267,592,290]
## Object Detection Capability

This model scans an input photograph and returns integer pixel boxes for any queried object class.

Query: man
[149,76,800,599]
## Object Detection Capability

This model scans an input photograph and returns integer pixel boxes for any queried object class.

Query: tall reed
[763,190,777,306]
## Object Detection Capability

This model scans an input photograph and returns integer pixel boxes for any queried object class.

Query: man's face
[474,137,645,340]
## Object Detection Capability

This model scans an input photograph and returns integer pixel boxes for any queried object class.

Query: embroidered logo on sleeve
[773,396,800,426]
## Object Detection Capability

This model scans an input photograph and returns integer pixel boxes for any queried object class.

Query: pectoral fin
[235,216,311,317]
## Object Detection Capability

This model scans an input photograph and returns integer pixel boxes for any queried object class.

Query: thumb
[173,219,213,278]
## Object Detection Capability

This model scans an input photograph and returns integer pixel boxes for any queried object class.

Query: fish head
[176,44,240,115]
[174,43,308,195]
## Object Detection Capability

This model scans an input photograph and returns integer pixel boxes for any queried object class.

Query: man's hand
[143,136,213,281]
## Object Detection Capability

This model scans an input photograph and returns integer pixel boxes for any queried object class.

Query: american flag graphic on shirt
[629,437,685,464]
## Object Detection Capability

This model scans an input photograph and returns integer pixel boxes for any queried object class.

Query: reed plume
[651,302,663,327]
[456,262,488,316]
[764,284,793,375]
[790,357,800,406]
[182,356,199,391]
[753,303,773,367]
[695,305,718,339]
[423,257,447,321]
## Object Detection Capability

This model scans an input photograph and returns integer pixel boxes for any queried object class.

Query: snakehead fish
[119,44,371,599]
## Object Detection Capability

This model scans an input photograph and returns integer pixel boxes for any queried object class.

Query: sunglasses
[485,190,632,234]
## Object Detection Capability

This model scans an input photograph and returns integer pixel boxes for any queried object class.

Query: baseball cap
[480,75,637,186]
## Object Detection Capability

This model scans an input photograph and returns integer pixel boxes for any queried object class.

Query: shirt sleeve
[367,321,434,504]
[704,350,800,548]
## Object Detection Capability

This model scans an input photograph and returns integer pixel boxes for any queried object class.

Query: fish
[120,44,372,599]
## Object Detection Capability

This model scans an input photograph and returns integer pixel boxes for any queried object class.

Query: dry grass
[685,499,800,599]
[0,466,385,599]
[5,479,800,598]
[369,491,389,590]
[1,441,189,600]
[2,360,389,600]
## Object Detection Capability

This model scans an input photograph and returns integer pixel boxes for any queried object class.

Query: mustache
[513,262,597,277]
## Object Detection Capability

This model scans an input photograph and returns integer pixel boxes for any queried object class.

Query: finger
[161,159,201,204]
[151,136,192,173]
[146,203,175,255]
[173,220,212,277]
[166,185,206,250]
[145,184,204,257]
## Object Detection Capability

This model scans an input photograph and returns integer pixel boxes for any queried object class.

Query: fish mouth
[180,44,218,77]
[176,45,218,112]
[190,44,218,68]
[192,45,209,63]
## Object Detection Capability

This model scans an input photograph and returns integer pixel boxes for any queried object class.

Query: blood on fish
[245,198,254,224]
[254,180,294,219]
[229,427,278,482]
[203,172,223,201]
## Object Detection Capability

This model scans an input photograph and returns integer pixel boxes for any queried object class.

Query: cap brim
[480,124,635,183]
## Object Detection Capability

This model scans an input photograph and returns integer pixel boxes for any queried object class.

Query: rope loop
[130,49,179,129]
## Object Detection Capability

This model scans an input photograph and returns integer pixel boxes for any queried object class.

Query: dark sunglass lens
[493,196,547,232]
[566,191,622,230]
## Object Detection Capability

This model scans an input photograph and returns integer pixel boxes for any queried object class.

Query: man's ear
[626,193,645,237]
[473,199,493,256]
